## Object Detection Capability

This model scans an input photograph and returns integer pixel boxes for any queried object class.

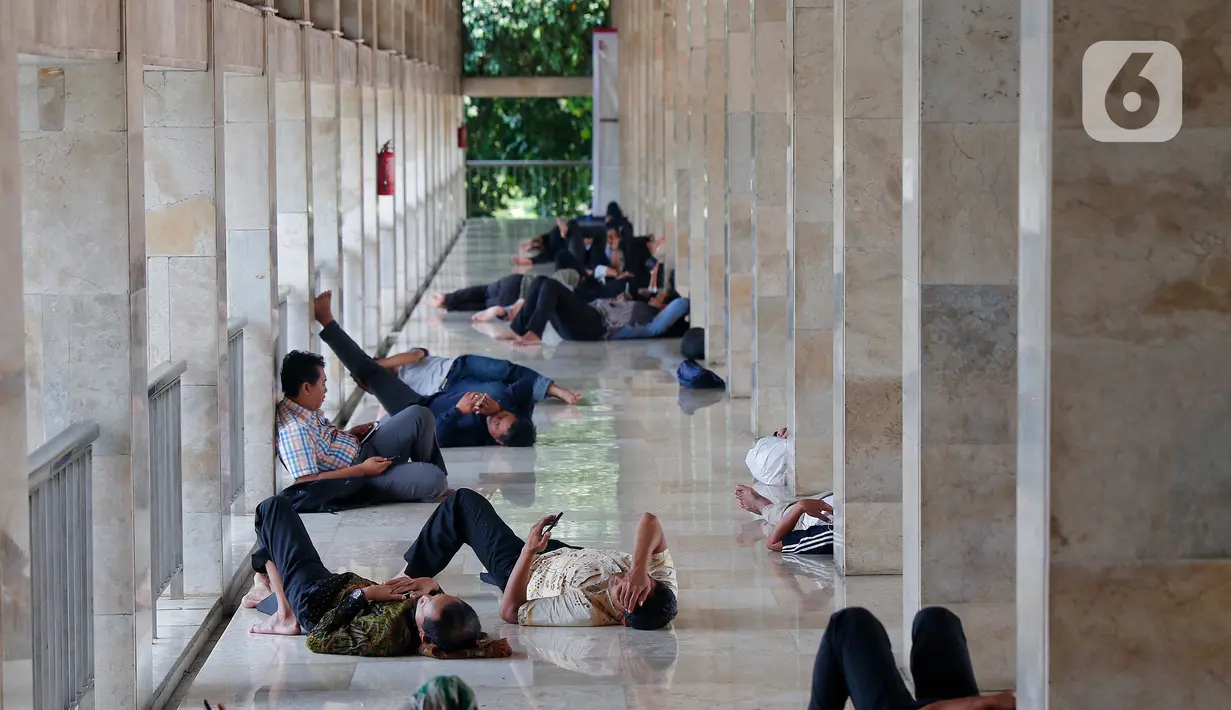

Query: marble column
[360,46,381,350]
[339,47,365,354]
[225,72,277,510]
[19,36,154,710]
[902,0,1017,688]
[830,0,901,572]
[276,40,313,358]
[649,0,664,233]
[673,0,691,292]
[1017,2,1231,706]
[311,56,344,413]
[399,60,418,299]
[687,0,707,319]
[391,60,408,318]
[725,0,753,397]
[788,0,834,496]
[0,6,34,707]
[750,0,790,434]
[376,57,396,330]
[144,69,230,596]
[661,0,678,277]
[704,0,727,367]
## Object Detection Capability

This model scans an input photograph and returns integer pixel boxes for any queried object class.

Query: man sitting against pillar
[312,291,538,449]
[276,349,449,512]
[808,606,1015,710]
[736,427,835,554]
[399,489,678,630]
[370,347,583,405]
[242,496,510,661]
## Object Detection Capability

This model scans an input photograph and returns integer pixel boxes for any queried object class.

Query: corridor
[171,220,851,709]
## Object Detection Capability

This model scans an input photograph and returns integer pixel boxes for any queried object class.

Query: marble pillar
[20,55,154,710]
[360,48,381,350]
[649,0,665,234]
[725,0,753,397]
[0,6,34,707]
[398,61,418,300]
[1016,2,1231,706]
[661,0,678,279]
[225,74,277,510]
[276,71,313,357]
[144,69,229,596]
[830,0,902,573]
[339,60,365,354]
[311,68,344,414]
[391,61,408,320]
[789,0,834,496]
[687,0,707,320]
[902,0,1018,688]
[704,0,727,367]
[750,0,790,434]
[376,64,396,331]
[673,0,690,293]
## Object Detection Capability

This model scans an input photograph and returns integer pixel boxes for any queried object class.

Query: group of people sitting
[243,204,1014,710]
[426,203,690,346]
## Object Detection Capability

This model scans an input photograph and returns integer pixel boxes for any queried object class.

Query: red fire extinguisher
[457,125,467,150]
[377,141,395,196]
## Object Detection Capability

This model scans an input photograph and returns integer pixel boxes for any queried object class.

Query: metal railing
[28,422,99,710]
[227,318,247,507]
[149,360,187,637]
[466,160,593,219]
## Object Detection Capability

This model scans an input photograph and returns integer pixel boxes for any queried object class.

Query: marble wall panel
[340,83,364,350]
[376,88,396,330]
[12,0,122,61]
[360,82,380,350]
[687,41,707,321]
[144,0,210,70]
[704,28,727,367]
[218,1,266,75]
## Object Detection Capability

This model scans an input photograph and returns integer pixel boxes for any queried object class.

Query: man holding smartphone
[399,490,678,631]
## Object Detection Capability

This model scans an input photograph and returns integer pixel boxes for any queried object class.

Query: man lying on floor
[511,217,576,266]
[496,275,690,346]
[736,427,836,554]
[312,291,537,448]
[425,268,580,321]
[370,347,583,405]
[398,489,678,629]
[241,496,511,660]
[276,350,450,510]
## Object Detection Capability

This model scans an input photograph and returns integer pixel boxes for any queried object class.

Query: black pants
[808,607,980,710]
[319,321,425,415]
[250,496,332,625]
[510,276,607,341]
[401,489,571,590]
[443,274,523,311]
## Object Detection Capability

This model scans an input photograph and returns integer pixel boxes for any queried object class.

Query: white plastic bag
[745,435,790,486]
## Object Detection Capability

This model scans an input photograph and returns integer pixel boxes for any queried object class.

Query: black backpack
[680,328,704,360]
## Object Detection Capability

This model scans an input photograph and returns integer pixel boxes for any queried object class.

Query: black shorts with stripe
[780,524,834,555]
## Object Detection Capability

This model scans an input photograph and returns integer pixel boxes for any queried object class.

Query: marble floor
[173,219,897,709]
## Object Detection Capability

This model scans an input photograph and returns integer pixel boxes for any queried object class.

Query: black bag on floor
[681,327,705,360]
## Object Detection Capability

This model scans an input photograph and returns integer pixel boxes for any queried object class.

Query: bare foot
[249,614,301,636]
[472,306,505,323]
[494,330,519,341]
[513,332,542,347]
[735,484,772,515]
[313,291,335,326]
[548,384,584,405]
[241,573,272,608]
[427,293,446,309]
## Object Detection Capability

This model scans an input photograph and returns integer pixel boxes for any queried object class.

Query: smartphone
[544,511,564,532]
[359,420,380,445]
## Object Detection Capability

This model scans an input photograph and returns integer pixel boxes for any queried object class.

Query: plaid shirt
[276,399,361,479]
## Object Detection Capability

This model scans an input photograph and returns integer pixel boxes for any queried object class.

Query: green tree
[463,0,609,217]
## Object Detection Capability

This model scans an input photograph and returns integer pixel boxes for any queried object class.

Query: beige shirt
[516,548,678,627]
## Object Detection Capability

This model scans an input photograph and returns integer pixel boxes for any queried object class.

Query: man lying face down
[242,496,499,658]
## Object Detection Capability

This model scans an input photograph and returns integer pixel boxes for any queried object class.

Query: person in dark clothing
[512,218,578,266]
[242,496,483,657]
[808,607,1016,710]
[498,276,690,345]
[311,291,537,449]
[428,273,526,312]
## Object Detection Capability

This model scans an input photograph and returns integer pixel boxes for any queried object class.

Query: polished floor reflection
[174,220,878,709]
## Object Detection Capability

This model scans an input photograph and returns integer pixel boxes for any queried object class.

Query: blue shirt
[424,376,538,448]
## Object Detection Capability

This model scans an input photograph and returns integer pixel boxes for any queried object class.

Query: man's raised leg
[249,560,301,635]
[249,496,333,634]
[314,290,425,414]
[365,405,447,473]
[401,489,528,589]
[807,607,915,710]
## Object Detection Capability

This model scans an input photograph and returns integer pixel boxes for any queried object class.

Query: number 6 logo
[1082,41,1183,143]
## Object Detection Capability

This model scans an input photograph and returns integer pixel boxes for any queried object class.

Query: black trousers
[442,284,489,311]
[250,496,332,624]
[510,276,607,341]
[320,321,425,415]
[808,607,981,710]
[443,274,524,311]
[401,489,572,590]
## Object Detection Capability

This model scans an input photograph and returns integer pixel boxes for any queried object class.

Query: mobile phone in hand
[359,421,380,445]
[544,511,564,532]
